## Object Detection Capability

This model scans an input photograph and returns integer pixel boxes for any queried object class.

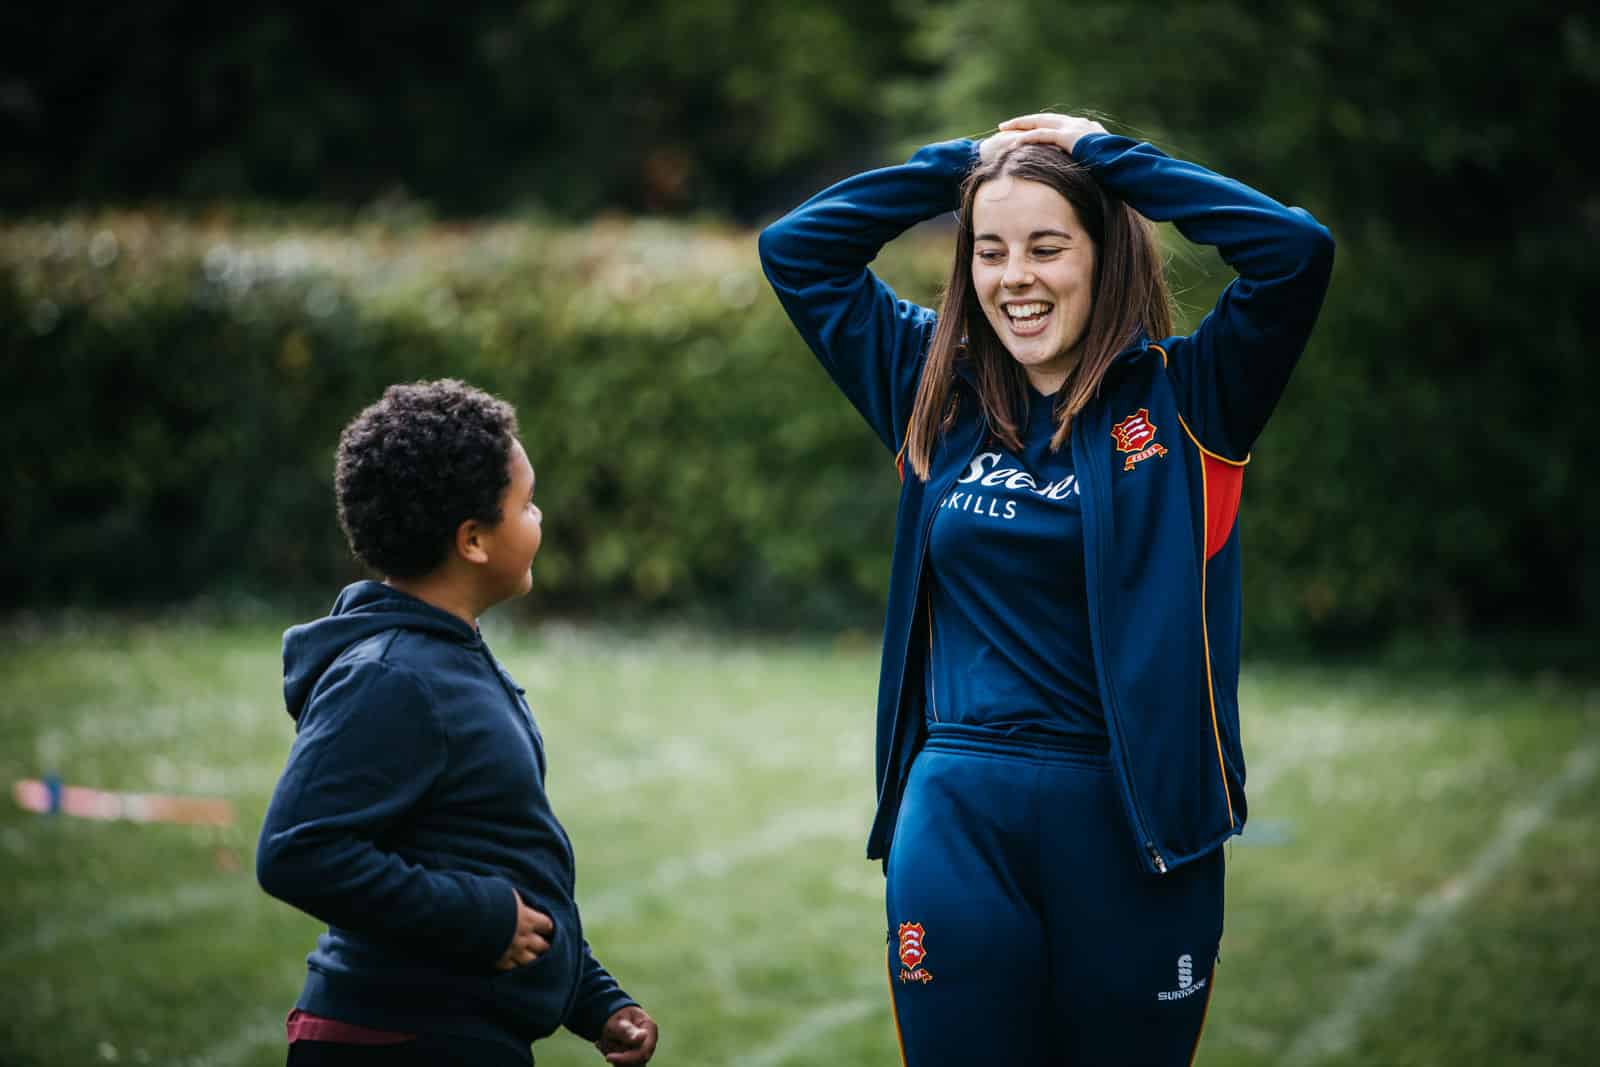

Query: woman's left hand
[977,128,1030,164]
[996,113,1109,155]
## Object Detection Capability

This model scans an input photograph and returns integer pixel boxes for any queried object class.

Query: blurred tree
[0,1,922,217]
[897,0,1598,644]
[2,0,1593,648]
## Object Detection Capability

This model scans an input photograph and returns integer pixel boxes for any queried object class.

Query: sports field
[1,618,1595,1066]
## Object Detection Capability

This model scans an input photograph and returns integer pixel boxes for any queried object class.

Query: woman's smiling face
[970,175,1098,394]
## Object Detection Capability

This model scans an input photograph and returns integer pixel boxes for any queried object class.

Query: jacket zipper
[1075,410,1168,875]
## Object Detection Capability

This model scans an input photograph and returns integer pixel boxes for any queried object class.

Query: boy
[258,379,658,1066]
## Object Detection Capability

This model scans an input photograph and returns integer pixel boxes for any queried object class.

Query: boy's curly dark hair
[335,379,520,579]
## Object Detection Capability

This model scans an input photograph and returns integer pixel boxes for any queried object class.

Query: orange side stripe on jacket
[1189,415,1238,829]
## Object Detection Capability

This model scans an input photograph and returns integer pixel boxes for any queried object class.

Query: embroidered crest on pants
[897,922,933,984]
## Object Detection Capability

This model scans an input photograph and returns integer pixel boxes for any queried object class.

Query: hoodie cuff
[476,878,521,967]
[566,992,639,1044]
[1069,131,1138,167]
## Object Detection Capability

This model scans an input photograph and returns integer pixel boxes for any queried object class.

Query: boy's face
[479,438,542,603]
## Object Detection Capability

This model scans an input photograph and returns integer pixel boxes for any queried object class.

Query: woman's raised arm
[758,139,976,454]
[1007,114,1335,460]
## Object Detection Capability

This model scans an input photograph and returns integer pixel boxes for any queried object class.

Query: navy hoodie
[257,581,633,1053]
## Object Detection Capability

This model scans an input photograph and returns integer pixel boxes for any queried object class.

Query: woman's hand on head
[977,128,1031,165]
[995,113,1109,156]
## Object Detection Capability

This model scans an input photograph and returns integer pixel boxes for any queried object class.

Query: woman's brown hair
[903,144,1173,480]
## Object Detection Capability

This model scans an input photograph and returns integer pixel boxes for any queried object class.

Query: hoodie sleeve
[562,939,638,1043]
[1071,133,1335,460]
[256,660,518,968]
[757,139,977,454]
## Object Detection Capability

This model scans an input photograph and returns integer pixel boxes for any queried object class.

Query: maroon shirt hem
[286,1008,416,1045]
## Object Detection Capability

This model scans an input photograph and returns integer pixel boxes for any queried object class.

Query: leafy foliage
[0,1,919,218]
[2,2,1593,644]
[0,215,944,626]
[899,0,1598,642]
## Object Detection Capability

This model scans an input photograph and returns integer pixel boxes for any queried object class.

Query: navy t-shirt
[924,391,1106,741]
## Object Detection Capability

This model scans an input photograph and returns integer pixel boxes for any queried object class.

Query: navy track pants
[885,724,1224,1066]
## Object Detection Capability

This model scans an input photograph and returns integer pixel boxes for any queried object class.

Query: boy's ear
[455,518,490,565]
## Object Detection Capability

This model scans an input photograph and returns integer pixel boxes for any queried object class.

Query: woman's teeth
[1005,302,1052,326]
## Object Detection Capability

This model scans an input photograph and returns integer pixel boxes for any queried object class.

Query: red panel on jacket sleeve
[1204,455,1244,559]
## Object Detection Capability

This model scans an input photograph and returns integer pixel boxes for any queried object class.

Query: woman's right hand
[495,891,554,970]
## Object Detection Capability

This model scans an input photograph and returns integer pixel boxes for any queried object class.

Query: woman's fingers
[998,113,1071,131]
[998,117,1108,155]
[978,129,1024,163]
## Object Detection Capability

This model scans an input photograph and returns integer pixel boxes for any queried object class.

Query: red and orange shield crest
[1111,408,1158,452]
[897,922,927,970]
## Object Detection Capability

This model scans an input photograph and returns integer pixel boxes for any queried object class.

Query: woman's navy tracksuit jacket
[759,132,1333,1062]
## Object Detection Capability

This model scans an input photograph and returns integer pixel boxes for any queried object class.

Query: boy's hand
[494,892,554,971]
[595,1006,658,1064]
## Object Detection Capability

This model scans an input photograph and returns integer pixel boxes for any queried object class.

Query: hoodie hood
[282,581,479,721]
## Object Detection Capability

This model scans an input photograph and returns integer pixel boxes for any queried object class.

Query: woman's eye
[976,250,1003,263]
[1033,247,1062,257]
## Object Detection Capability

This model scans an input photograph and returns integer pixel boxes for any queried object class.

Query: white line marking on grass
[1282,740,1600,1065]
[185,1011,283,1067]
[581,804,863,925]
[0,878,249,965]
[740,995,882,1067]
[1246,710,1438,799]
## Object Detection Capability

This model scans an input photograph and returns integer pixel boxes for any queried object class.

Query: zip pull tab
[1147,843,1168,874]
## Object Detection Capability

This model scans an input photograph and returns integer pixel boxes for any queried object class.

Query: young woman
[758,114,1333,1063]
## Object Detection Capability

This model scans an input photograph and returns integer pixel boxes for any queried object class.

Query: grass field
[1,616,1596,1066]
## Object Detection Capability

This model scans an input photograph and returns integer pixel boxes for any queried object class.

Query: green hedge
[1,215,930,627]
[2,215,1587,649]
